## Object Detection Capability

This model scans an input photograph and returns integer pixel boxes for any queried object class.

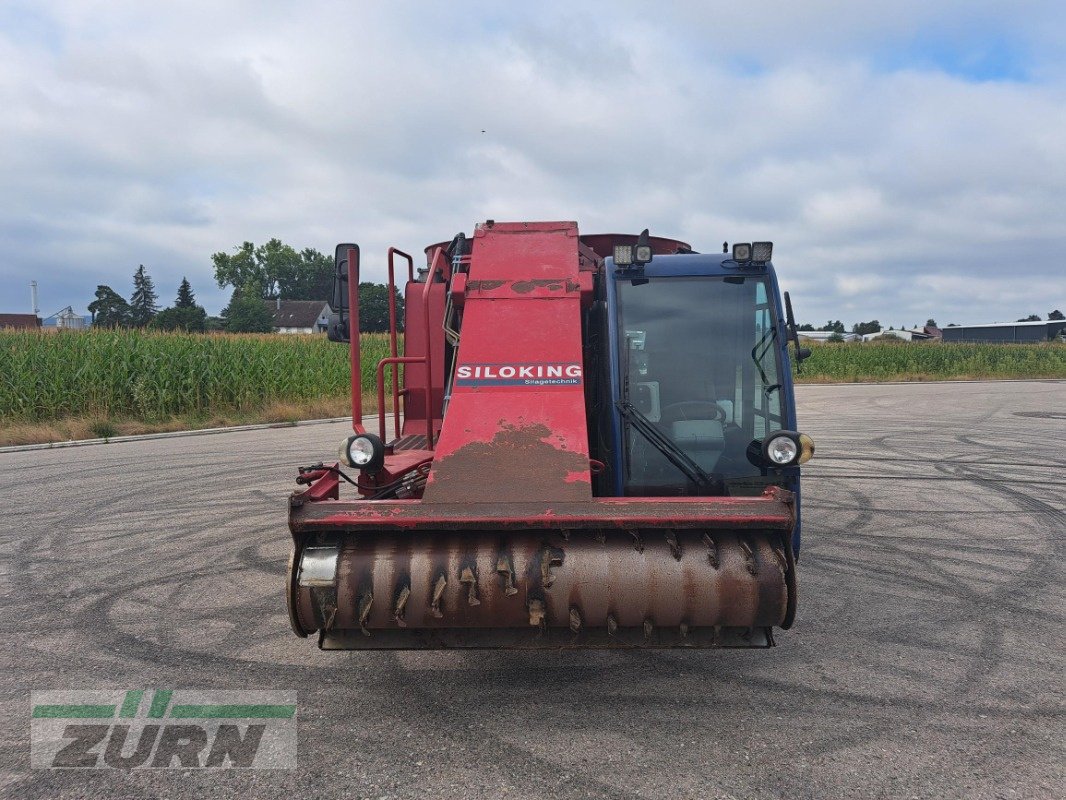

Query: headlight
[338,433,385,472]
[765,434,798,465]
[349,437,376,465]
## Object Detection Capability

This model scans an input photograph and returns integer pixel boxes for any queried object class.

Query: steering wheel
[658,400,727,425]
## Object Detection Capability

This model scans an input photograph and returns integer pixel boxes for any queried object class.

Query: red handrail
[372,246,446,449]
[346,246,365,434]
[376,357,424,441]
[421,247,447,448]
[386,247,414,441]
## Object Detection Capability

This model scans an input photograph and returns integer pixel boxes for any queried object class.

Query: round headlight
[349,436,376,466]
[765,433,799,466]
[338,433,385,472]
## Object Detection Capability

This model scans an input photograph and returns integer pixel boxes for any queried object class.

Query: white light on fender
[338,433,385,471]
[760,430,803,467]
[766,435,798,465]
[349,437,376,466]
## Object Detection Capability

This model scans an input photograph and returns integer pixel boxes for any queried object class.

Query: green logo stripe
[169,704,296,719]
[32,704,116,719]
[119,690,143,718]
[147,690,172,718]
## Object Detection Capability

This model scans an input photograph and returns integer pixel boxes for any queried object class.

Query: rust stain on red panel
[422,423,591,504]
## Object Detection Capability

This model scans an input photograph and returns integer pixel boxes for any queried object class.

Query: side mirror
[327,243,359,343]
[783,291,809,371]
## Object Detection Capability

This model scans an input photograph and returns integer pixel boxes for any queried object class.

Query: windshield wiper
[616,400,723,493]
[751,326,781,394]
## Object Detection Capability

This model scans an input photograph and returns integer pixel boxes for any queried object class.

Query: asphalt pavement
[0,381,1063,799]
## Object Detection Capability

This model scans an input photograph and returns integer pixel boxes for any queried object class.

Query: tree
[175,277,196,309]
[796,323,816,332]
[1049,310,1064,321]
[1017,314,1041,322]
[212,239,334,301]
[212,242,262,293]
[358,282,406,333]
[926,318,938,328]
[88,285,131,328]
[153,277,207,332]
[129,264,159,327]
[852,320,881,336]
[222,288,273,333]
[819,320,845,333]
[827,332,846,343]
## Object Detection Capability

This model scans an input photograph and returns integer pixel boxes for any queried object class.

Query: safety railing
[372,245,447,450]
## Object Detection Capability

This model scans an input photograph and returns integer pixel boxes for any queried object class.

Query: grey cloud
[0,1,1063,327]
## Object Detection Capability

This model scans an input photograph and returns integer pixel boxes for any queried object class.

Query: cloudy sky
[2,1,1064,326]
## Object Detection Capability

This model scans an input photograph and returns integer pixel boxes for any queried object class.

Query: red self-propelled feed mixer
[287,221,814,649]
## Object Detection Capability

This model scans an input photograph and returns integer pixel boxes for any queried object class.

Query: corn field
[0,329,394,422]
[793,341,1066,382]
[1,331,1063,425]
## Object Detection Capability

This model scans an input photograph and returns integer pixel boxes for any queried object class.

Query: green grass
[792,341,1066,382]
[0,329,394,423]
[1,331,1062,438]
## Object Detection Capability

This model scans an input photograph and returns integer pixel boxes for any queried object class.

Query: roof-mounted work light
[613,243,634,266]
[732,242,752,263]
[752,241,773,264]
[614,229,654,269]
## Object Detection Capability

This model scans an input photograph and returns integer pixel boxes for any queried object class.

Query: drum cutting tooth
[540,546,563,588]
[459,566,480,606]
[393,585,410,627]
[569,606,582,633]
[528,598,546,627]
[772,544,789,574]
[358,593,373,637]
[679,622,689,639]
[739,537,758,575]
[496,555,518,596]
[643,619,654,639]
[665,531,682,560]
[430,574,447,618]
[702,533,719,569]
[606,614,618,636]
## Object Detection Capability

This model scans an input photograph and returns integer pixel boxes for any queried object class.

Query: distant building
[861,327,937,343]
[41,307,89,330]
[54,307,87,330]
[797,331,860,343]
[0,313,41,330]
[942,320,1066,343]
[266,300,332,334]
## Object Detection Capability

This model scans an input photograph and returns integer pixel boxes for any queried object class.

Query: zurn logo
[31,690,296,769]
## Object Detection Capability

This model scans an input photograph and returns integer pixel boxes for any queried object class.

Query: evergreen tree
[175,277,196,308]
[153,278,207,332]
[129,264,159,327]
[88,285,131,328]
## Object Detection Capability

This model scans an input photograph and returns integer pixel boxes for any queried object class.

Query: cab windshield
[617,275,785,495]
